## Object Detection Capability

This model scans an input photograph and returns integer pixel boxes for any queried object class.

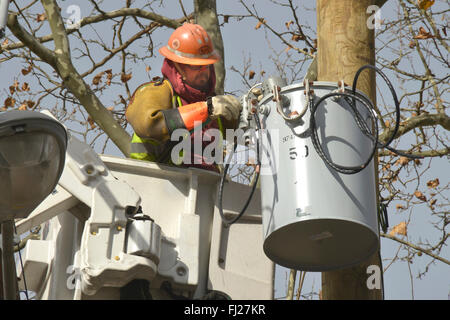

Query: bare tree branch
[380,113,450,142]
[381,233,450,266]
[2,8,191,54]
[6,13,56,67]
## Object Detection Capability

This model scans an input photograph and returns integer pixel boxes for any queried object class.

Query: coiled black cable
[352,65,399,150]
[309,64,422,175]
[309,90,379,174]
[218,113,261,227]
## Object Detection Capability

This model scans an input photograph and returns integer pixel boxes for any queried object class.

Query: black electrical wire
[352,65,400,149]
[352,65,422,160]
[378,202,389,234]
[218,113,261,227]
[309,90,379,174]
[309,65,422,175]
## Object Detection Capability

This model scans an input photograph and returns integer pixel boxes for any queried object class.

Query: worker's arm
[126,80,241,141]
[161,95,242,134]
[125,80,174,142]
[161,101,209,134]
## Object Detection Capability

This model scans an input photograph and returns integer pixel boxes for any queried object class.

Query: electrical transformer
[254,77,379,271]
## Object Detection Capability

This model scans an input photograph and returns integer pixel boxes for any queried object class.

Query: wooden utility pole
[317,0,383,300]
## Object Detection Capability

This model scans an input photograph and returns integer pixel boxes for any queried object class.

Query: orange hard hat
[159,23,220,65]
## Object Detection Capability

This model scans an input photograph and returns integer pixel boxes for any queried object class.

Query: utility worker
[126,23,241,172]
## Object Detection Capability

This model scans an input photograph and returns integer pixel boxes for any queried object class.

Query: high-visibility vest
[129,81,223,167]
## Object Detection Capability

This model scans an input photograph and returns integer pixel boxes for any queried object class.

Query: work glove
[208,95,242,121]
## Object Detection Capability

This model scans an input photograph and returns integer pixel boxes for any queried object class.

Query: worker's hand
[209,95,242,121]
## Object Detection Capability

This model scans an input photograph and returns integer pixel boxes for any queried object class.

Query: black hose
[218,113,261,227]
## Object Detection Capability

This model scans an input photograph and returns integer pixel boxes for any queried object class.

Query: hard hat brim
[159,46,220,66]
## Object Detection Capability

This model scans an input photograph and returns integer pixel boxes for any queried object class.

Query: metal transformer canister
[258,79,379,271]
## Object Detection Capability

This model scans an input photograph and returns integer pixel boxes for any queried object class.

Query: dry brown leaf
[426,178,439,189]
[413,26,434,40]
[9,86,15,95]
[414,190,427,202]
[36,13,46,22]
[291,34,304,42]
[4,97,16,108]
[390,221,407,236]
[285,20,294,29]
[13,80,20,90]
[409,41,416,49]
[2,38,9,46]
[21,65,33,75]
[418,0,435,10]
[121,72,132,83]
[26,100,35,109]
[105,70,112,85]
[21,82,30,92]
[145,65,151,72]
[248,70,255,80]
[255,19,266,30]
[429,198,437,206]
[396,204,405,210]
[18,103,27,111]
[223,15,230,24]
[92,71,104,86]
[396,156,409,166]
[87,116,96,129]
